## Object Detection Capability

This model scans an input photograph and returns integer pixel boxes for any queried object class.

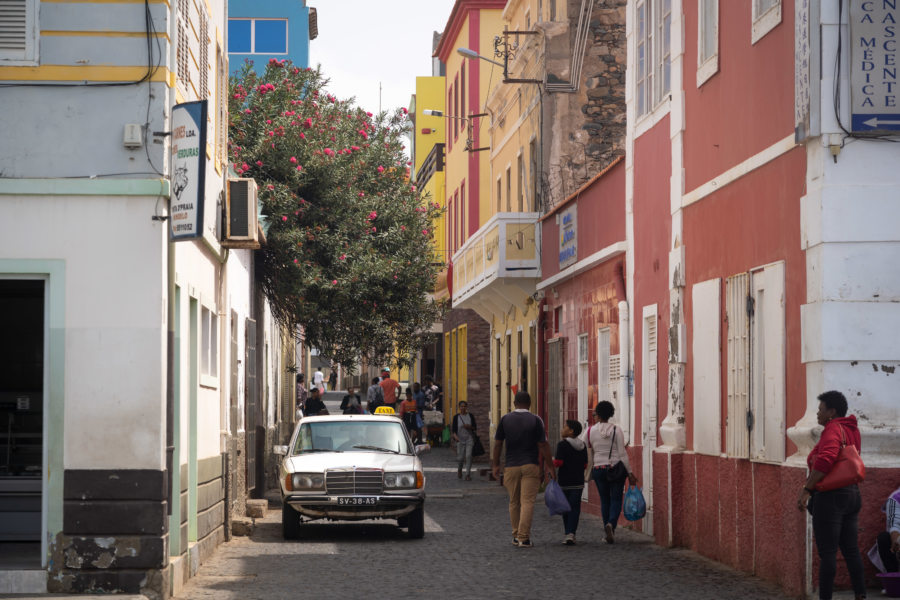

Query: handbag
[472,434,486,457]
[544,479,572,516]
[815,424,865,492]
[605,426,628,482]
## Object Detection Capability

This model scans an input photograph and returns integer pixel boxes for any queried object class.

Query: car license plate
[337,497,377,506]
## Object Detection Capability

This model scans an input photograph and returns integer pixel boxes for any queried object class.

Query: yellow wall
[414,76,448,269]
[443,9,504,257]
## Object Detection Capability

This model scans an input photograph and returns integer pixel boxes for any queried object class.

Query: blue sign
[850,1,900,132]
[170,100,208,240]
[558,205,577,269]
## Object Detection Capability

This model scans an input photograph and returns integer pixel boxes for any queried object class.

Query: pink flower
[303,118,313,128]
[244,109,252,114]
[402,107,408,114]
[351,145,360,151]
[371,227,377,233]
[296,165,303,171]
[290,156,297,163]
[323,148,334,156]
[241,163,249,171]
[267,184,274,190]
[368,211,377,220]
[266,119,272,124]
[366,111,373,117]
[422,229,429,235]
[281,216,288,222]
[377,165,385,173]
[358,192,365,198]
[400,225,406,231]
[332,280,338,285]
[358,130,369,140]
[256,160,263,166]
[299,133,306,139]
[294,258,298,263]
[411,185,417,192]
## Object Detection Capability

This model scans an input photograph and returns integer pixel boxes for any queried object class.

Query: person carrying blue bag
[552,420,588,545]
[586,401,638,544]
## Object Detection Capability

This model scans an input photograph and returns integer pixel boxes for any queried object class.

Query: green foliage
[229,59,445,368]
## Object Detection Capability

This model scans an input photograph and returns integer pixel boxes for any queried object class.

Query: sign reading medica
[558,204,577,270]
[170,100,208,240]
[850,1,900,132]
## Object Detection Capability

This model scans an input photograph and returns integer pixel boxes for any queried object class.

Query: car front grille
[325,468,384,495]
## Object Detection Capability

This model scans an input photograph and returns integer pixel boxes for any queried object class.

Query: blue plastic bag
[544,479,572,516]
[623,485,647,521]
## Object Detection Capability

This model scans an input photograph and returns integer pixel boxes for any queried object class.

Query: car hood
[285,451,421,473]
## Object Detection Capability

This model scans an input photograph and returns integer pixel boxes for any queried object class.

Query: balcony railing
[451,212,541,318]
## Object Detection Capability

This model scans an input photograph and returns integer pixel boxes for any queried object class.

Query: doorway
[0,279,45,568]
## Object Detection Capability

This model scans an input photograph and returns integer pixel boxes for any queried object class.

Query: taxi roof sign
[374,406,396,415]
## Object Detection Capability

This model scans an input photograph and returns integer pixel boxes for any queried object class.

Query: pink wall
[541,160,625,280]
[632,117,672,441]
[682,1,797,192]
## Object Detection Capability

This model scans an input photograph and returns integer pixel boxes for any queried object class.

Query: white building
[0,1,292,597]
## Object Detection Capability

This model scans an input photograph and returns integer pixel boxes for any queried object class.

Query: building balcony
[451,212,541,321]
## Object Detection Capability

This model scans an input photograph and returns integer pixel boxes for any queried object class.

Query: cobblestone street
[173,439,792,600]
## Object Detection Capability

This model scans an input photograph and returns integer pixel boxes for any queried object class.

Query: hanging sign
[558,204,577,270]
[170,100,208,240]
[850,1,900,132]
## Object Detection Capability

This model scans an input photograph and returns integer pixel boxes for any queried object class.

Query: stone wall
[541,0,626,210]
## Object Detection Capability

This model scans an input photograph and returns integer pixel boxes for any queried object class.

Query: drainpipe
[166,236,175,517]
[615,261,630,442]
[536,298,547,423]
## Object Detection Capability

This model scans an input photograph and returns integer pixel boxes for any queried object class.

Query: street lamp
[421,109,489,152]
[456,27,543,85]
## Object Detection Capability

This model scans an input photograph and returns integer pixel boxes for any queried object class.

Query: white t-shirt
[313,370,325,390]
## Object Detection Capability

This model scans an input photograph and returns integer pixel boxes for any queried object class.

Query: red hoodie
[807,415,861,473]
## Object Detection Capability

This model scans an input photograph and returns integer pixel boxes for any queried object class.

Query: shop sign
[850,1,900,132]
[558,204,577,269]
[170,100,208,240]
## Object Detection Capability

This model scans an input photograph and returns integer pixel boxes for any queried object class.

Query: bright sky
[309,0,457,116]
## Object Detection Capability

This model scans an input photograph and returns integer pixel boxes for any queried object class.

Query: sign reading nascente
[558,204,577,270]
[170,100,208,240]
[850,1,900,132]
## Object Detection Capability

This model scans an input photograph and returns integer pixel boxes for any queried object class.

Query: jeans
[503,463,541,541]
[811,485,866,599]
[592,466,625,530]
[456,437,474,476]
[561,487,583,535]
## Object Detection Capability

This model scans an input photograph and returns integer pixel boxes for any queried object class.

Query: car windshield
[292,420,413,455]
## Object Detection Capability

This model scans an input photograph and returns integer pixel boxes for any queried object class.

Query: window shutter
[0,0,26,52]
[725,272,750,458]
[609,353,620,405]
[177,0,190,86]
[199,12,209,99]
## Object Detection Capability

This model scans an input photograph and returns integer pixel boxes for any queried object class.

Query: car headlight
[384,471,422,489]
[287,472,325,491]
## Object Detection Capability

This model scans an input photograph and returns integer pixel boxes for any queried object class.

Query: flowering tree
[229,60,445,368]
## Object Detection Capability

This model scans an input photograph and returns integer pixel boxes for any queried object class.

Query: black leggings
[811,485,866,599]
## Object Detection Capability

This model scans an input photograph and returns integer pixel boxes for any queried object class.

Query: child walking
[554,420,588,545]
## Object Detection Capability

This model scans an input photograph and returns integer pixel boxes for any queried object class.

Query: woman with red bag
[797,390,867,600]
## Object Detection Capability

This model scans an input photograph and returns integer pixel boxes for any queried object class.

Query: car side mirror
[274,445,288,456]
[415,443,431,456]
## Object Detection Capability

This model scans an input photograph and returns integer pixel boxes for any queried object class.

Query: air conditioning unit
[223,178,260,248]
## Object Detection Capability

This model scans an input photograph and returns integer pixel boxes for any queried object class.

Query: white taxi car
[277,411,427,539]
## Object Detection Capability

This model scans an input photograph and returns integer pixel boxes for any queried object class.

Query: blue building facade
[228,0,317,74]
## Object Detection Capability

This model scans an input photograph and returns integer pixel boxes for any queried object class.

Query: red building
[538,158,629,517]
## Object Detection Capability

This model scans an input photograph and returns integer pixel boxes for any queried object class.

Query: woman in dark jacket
[797,390,866,600]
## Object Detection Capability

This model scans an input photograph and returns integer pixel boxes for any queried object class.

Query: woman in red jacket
[797,391,866,600]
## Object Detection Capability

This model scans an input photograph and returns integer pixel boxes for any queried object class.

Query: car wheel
[397,515,408,528]
[407,505,425,539]
[282,502,301,540]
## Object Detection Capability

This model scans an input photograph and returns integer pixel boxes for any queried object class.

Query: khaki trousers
[503,463,541,541]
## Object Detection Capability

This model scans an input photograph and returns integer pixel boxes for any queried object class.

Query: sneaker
[464,474,472,481]
[604,523,615,544]
[564,533,576,546]
[457,466,462,479]
[517,539,533,548]
[512,537,520,546]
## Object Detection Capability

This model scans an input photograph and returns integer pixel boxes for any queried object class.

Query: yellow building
[449,0,558,438]
[433,0,506,431]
